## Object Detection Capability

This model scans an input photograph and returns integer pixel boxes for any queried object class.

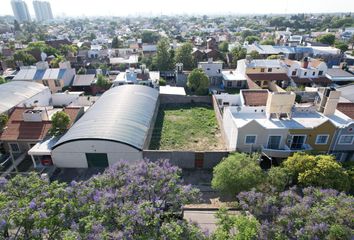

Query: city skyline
[0,0,354,18]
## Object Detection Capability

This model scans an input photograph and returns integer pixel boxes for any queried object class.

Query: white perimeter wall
[52,140,142,168]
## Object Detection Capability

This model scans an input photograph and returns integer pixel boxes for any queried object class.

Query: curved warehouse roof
[0,81,49,114]
[53,85,159,150]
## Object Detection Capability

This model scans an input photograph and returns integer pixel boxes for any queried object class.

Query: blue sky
[1,0,354,17]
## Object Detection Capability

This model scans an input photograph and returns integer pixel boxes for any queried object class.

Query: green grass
[149,104,224,150]
[224,88,240,94]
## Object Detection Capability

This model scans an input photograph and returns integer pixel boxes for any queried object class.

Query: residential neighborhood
[0,0,354,239]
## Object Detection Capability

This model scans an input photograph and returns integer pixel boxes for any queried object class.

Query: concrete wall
[143,150,229,169]
[52,140,142,168]
[159,95,211,105]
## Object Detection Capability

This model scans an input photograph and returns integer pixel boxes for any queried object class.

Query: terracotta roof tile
[337,103,354,119]
[246,73,291,82]
[291,77,312,84]
[242,90,269,106]
[312,77,331,85]
[0,107,81,141]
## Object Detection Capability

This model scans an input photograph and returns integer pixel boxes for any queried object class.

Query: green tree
[241,30,254,40]
[317,33,336,45]
[231,46,247,67]
[96,74,111,89]
[0,76,6,85]
[249,50,261,59]
[187,68,209,95]
[174,43,194,70]
[267,55,279,59]
[283,153,350,191]
[13,20,21,31]
[266,167,292,191]
[141,30,160,43]
[49,111,70,136]
[50,55,65,68]
[111,36,121,48]
[219,41,229,52]
[159,78,167,86]
[89,32,96,41]
[260,39,275,45]
[13,50,36,65]
[334,41,349,53]
[0,114,9,131]
[245,36,260,44]
[153,38,174,71]
[213,208,260,240]
[212,153,264,195]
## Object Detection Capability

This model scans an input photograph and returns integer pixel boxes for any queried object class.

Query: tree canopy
[0,114,9,131]
[317,33,336,45]
[0,160,202,239]
[187,68,210,95]
[231,46,247,67]
[174,43,194,70]
[282,153,350,191]
[212,153,264,195]
[153,38,174,71]
[141,30,160,43]
[218,41,229,52]
[96,74,111,89]
[245,36,260,44]
[236,187,353,239]
[49,111,70,136]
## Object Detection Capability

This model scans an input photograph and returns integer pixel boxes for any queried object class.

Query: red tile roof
[312,77,331,85]
[242,90,269,106]
[337,103,354,119]
[246,73,291,82]
[0,107,82,141]
[291,77,312,84]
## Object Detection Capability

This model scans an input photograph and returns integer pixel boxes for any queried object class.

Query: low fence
[159,95,211,104]
[143,150,229,169]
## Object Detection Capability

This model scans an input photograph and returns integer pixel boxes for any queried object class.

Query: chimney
[302,57,309,69]
[22,109,47,122]
[318,88,341,116]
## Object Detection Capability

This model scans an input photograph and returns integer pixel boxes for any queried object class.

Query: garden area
[149,103,225,150]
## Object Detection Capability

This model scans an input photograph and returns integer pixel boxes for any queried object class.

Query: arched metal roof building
[52,85,159,168]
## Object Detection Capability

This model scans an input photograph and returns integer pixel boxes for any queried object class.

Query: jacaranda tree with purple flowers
[236,187,353,240]
[0,159,206,239]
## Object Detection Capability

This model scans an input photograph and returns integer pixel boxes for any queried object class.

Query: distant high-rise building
[11,0,31,22]
[33,0,53,22]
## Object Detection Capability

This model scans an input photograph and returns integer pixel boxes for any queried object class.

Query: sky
[1,0,354,17]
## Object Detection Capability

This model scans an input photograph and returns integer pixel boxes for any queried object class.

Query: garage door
[86,153,109,167]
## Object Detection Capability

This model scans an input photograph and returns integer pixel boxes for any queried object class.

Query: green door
[86,153,109,167]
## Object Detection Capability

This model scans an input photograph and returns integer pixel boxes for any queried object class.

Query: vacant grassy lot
[149,104,225,150]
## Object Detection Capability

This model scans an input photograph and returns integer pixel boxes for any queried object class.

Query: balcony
[261,144,312,159]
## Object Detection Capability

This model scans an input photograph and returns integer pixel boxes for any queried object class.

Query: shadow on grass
[149,103,213,150]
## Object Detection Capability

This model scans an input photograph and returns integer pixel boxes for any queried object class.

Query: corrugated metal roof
[53,85,159,150]
[0,81,48,113]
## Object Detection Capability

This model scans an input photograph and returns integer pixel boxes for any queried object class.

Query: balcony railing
[261,144,312,158]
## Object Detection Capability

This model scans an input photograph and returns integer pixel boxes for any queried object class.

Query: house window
[315,135,329,145]
[261,68,265,72]
[267,136,281,149]
[292,70,297,76]
[304,72,307,76]
[236,80,243,87]
[245,135,257,144]
[318,71,323,76]
[290,135,306,150]
[227,81,232,87]
[312,72,316,76]
[267,68,272,72]
[54,80,61,87]
[86,153,109,167]
[42,80,49,86]
[9,143,20,153]
[339,135,354,145]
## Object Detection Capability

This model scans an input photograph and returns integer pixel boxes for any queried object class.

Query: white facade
[52,140,142,168]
